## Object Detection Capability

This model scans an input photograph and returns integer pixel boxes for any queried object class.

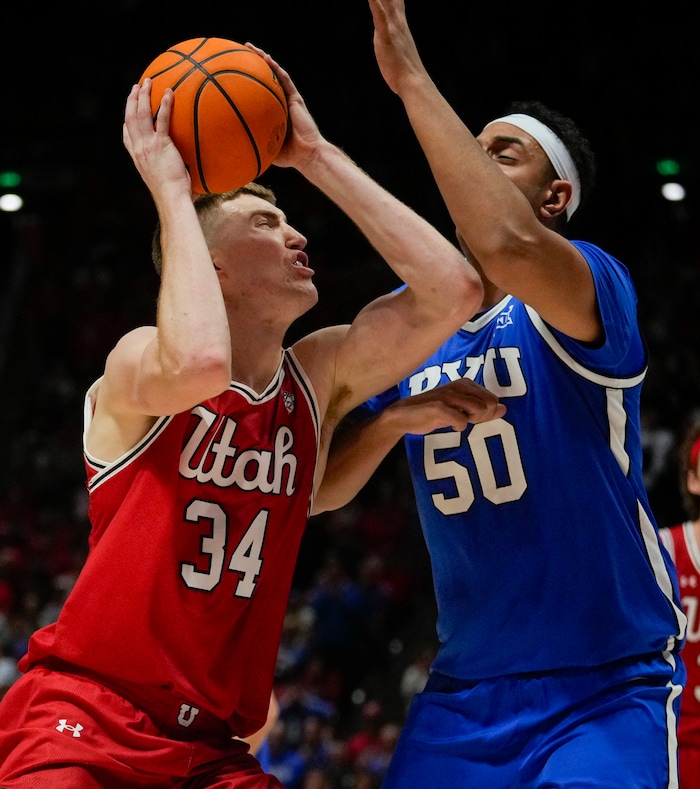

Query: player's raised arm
[250,44,485,419]
[367,0,599,342]
[87,80,234,461]
[111,80,232,417]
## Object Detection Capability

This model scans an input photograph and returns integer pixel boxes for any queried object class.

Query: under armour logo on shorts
[56,719,84,737]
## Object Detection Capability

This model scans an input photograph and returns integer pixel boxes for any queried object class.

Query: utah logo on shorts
[178,703,200,728]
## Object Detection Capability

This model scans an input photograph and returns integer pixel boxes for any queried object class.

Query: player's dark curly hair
[501,100,597,224]
[678,422,700,521]
[150,182,277,277]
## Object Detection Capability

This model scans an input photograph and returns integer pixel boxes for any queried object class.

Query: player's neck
[692,519,700,542]
[481,279,508,310]
[230,343,284,394]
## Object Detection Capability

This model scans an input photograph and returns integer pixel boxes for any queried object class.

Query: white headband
[486,113,581,219]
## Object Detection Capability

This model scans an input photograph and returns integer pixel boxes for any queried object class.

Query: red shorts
[0,666,283,788]
[678,714,700,788]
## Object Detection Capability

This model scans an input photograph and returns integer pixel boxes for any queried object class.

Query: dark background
[4,1,698,252]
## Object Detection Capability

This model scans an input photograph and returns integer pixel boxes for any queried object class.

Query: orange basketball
[139,37,288,194]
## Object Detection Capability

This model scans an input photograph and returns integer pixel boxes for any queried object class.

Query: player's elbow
[440,263,484,327]
[164,349,232,401]
[312,450,363,515]
[312,484,354,516]
[191,354,232,397]
[201,360,233,397]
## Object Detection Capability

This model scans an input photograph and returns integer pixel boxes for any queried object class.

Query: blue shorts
[383,652,685,789]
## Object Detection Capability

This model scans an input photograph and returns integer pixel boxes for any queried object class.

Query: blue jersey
[363,240,685,680]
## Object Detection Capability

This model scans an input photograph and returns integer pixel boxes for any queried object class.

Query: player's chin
[294,285,319,309]
[293,289,319,322]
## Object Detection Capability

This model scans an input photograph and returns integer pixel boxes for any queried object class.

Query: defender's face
[476,122,554,212]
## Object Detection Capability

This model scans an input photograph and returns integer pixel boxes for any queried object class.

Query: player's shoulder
[294,324,350,348]
[659,522,687,556]
[571,239,632,282]
[109,325,157,356]
[120,324,158,343]
[660,522,685,537]
[290,325,351,421]
[100,325,156,374]
[291,325,350,376]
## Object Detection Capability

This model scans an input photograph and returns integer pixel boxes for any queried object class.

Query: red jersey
[660,522,700,786]
[21,350,319,737]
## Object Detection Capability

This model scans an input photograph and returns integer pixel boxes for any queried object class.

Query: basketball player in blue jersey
[315,1,688,786]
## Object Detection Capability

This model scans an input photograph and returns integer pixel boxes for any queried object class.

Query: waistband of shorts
[427,651,678,694]
[33,658,235,741]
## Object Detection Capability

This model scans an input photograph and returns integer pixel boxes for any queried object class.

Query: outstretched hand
[388,378,506,435]
[122,79,192,199]
[245,43,324,172]
[368,0,427,96]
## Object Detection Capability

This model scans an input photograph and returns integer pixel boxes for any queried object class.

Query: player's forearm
[313,408,405,514]
[298,140,482,318]
[155,197,232,389]
[396,77,535,252]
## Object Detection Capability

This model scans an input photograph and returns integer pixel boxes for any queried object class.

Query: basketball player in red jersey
[660,422,700,787]
[0,47,503,787]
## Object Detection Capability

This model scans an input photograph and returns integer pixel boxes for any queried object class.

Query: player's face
[688,460,700,498]
[476,122,554,213]
[208,195,317,312]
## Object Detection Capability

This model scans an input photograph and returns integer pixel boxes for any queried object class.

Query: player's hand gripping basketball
[123,79,192,201]
[245,43,323,173]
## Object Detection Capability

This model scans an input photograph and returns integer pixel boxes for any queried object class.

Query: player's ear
[541,179,572,220]
[687,468,700,496]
